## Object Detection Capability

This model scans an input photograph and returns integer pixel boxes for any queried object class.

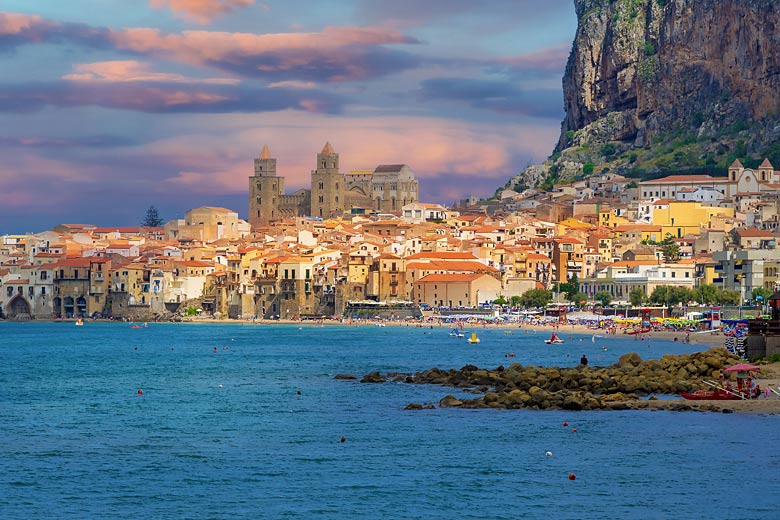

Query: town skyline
[0,1,575,233]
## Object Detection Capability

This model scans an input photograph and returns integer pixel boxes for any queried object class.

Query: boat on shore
[680,389,742,400]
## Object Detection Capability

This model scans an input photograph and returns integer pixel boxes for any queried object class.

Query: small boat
[680,389,742,400]
[625,327,651,335]
[449,328,464,338]
[130,323,142,329]
[467,332,480,344]
[75,318,84,326]
[544,333,564,345]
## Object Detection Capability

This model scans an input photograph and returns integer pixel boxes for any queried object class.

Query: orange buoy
[572,428,577,433]
[137,389,143,395]
[340,436,346,443]
[568,473,576,480]
[563,422,569,427]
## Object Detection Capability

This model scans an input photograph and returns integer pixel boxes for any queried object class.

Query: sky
[0,0,577,233]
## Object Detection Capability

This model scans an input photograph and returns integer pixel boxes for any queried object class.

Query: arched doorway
[64,296,75,318]
[53,297,62,318]
[76,296,87,317]
[7,295,31,319]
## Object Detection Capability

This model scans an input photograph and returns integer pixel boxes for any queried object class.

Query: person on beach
[580,354,588,366]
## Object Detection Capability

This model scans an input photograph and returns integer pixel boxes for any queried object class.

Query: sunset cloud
[0,81,342,113]
[63,60,238,84]
[149,0,258,24]
[0,11,421,83]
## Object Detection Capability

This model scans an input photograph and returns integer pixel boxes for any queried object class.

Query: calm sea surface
[2,322,778,519]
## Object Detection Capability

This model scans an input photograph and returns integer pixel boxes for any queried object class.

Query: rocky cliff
[506,0,780,191]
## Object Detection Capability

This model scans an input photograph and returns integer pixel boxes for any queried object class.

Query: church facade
[248,143,419,227]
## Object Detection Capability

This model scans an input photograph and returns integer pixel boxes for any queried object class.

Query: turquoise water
[1,322,778,519]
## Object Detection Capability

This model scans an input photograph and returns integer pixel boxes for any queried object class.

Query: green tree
[569,292,588,307]
[659,234,680,262]
[629,287,646,307]
[751,287,772,304]
[558,273,579,301]
[716,289,740,306]
[519,288,552,308]
[141,205,164,227]
[650,285,692,308]
[493,296,507,306]
[594,291,612,307]
[695,284,720,305]
[509,295,522,307]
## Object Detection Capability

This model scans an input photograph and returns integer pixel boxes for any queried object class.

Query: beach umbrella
[724,363,761,372]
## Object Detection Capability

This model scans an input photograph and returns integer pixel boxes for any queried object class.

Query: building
[165,206,251,242]
[247,143,419,226]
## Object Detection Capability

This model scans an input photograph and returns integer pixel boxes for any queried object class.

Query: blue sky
[0,0,576,232]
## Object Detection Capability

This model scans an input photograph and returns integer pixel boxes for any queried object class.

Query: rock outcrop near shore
[361,347,742,412]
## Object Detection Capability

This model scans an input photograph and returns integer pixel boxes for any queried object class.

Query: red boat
[625,327,651,335]
[680,389,742,400]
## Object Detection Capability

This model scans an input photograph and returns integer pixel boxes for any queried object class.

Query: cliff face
[505,0,780,191]
[561,0,780,150]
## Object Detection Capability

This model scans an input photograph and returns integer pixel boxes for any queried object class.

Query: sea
[1,321,778,520]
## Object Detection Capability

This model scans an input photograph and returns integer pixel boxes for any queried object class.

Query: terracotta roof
[260,144,270,160]
[417,273,484,283]
[735,227,773,238]
[405,252,477,260]
[321,141,335,154]
[643,175,719,183]
[730,159,744,169]
[760,158,774,169]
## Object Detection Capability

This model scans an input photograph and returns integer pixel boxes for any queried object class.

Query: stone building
[247,142,419,227]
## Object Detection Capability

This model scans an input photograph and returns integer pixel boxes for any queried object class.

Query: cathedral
[248,143,419,227]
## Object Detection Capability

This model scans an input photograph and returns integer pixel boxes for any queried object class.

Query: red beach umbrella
[724,363,761,373]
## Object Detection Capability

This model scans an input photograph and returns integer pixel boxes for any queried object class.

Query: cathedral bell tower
[310,141,344,218]
[249,145,284,228]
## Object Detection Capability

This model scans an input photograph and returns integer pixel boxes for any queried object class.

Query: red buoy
[563,422,569,427]
[568,473,576,480]
[137,389,143,395]
[572,428,577,433]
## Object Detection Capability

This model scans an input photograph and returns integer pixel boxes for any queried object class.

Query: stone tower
[248,145,284,228]
[310,142,344,218]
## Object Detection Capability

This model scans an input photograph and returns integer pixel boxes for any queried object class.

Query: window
[41,287,46,295]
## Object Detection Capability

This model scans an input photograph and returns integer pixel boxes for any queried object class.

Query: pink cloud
[108,25,419,81]
[0,12,44,34]
[499,44,571,74]
[63,60,238,84]
[149,0,257,24]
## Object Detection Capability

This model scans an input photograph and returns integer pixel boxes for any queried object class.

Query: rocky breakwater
[359,347,742,412]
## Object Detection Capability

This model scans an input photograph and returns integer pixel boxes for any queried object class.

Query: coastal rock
[404,403,423,410]
[334,374,357,380]
[360,371,387,383]
[617,352,643,368]
[439,395,464,408]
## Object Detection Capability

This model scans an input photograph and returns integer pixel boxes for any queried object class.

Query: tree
[558,273,579,301]
[569,292,588,307]
[141,205,164,227]
[650,285,692,308]
[659,234,680,262]
[695,284,720,305]
[519,288,552,308]
[509,295,522,307]
[594,291,612,307]
[629,287,646,307]
[716,289,740,306]
[493,296,507,306]
[752,287,772,305]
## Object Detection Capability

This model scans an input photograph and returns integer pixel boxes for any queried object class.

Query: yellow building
[650,201,734,238]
